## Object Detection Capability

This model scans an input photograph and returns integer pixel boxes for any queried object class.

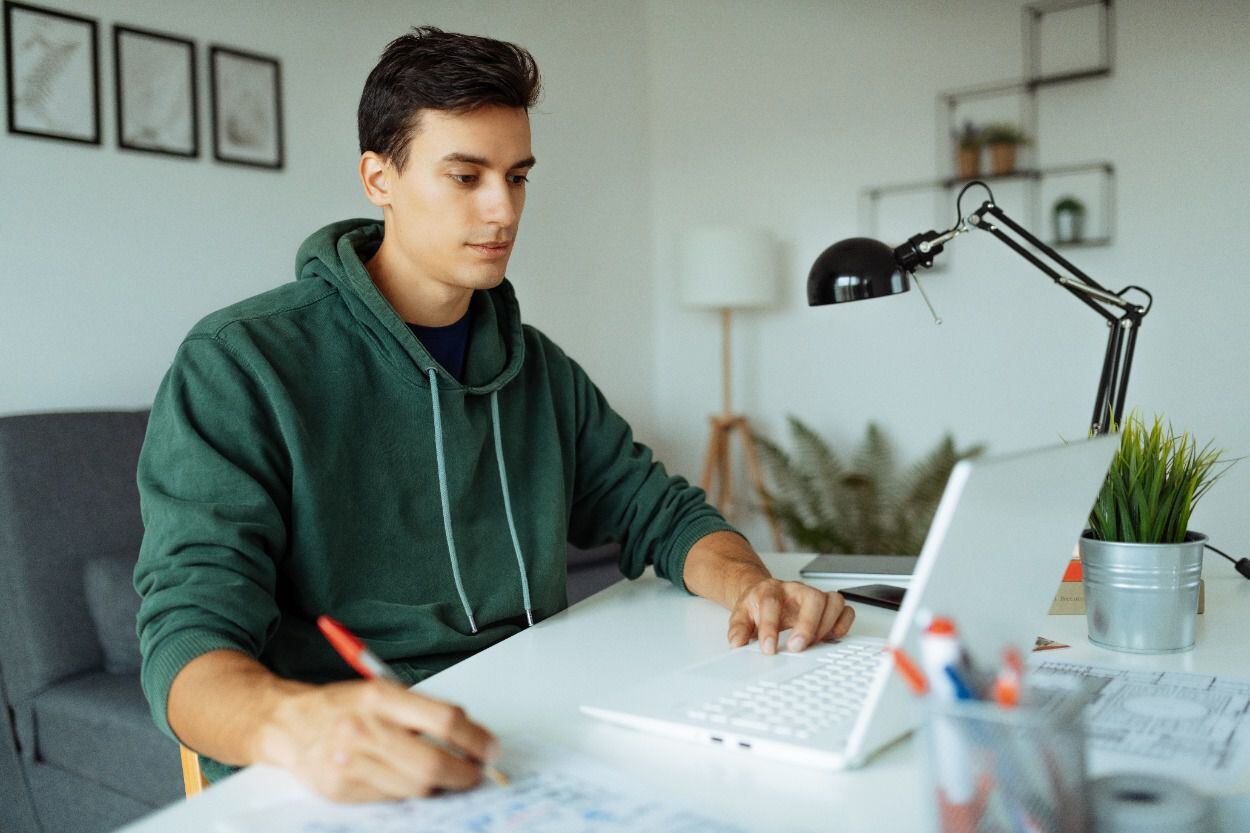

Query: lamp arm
[964,200,1150,434]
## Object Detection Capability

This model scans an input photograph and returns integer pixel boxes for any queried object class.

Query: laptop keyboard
[685,638,885,741]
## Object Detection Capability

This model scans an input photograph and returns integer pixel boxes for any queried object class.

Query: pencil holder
[918,691,1090,833]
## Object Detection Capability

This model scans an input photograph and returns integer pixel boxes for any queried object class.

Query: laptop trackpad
[684,649,818,683]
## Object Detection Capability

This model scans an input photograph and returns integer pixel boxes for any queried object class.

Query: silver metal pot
[1079,531,1206,653]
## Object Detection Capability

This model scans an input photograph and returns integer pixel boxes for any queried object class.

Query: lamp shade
[807,237,910,306]
[680,226,778,310]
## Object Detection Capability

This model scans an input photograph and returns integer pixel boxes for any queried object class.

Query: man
[135,27,854,803]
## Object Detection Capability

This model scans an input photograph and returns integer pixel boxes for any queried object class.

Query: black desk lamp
[807,181,1152,435]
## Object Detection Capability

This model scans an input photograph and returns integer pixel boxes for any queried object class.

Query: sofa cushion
[0,410,149,704]
[27,761,160,832]
[31,672,183,806]
[83,557,143,674]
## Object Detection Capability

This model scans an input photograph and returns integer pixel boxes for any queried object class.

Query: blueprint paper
[217,738,751,833]
[1030,660,1250,786]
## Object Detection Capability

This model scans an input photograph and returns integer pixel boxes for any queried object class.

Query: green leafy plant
[1087,412,1232,543]
[1052,196,1086,215]
[980,122,1030,146]
[957,120,982,150]
[753,418,984,555]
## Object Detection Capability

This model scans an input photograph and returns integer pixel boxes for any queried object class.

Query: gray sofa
[0,409,622,833]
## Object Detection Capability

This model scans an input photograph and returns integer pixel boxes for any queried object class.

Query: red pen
[316,615,509,786]
[318,614,402,682]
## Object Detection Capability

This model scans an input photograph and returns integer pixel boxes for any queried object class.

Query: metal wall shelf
[861,0,1116,248]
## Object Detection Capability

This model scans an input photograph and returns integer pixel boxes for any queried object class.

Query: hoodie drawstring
[428,369,478,633]
[427,368,534,632]
[491,391,535,626]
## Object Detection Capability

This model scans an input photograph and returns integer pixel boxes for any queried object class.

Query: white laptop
[580,436,1118,769]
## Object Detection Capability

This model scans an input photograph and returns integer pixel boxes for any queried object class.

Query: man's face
[366,106,534,293]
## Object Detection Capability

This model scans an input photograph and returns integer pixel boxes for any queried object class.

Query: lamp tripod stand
[698,309,785,551]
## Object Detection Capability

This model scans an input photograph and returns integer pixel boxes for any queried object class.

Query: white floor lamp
[680,226,785,550]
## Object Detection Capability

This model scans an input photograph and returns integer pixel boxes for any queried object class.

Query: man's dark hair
[358,26,542,171]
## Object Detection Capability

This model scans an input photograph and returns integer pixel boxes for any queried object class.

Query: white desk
[119,554,1250,833]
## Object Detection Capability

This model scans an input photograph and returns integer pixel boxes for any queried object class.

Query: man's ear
[359,151,392,208]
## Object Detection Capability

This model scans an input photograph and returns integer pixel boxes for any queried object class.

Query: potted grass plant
[955,121,982,179]
[980,123,1030,175]
[1080,413,1231,653]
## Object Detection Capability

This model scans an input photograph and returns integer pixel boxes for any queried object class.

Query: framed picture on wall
[113,25,197,158]
[3,0,100,145]
[209,45,283,169]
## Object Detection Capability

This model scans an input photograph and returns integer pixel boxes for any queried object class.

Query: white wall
[644,0,1250,553]
[5,1,1248,556]
[0,0,657,437]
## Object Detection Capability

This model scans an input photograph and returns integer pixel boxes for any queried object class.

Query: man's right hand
[167,650,499,803]
[259,678,499,802]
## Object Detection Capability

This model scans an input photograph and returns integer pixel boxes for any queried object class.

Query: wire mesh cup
[919,689,1091,833]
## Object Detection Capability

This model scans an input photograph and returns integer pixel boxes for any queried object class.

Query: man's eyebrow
[441,152,536,169]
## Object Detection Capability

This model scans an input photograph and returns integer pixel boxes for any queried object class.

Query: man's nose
[479,180,520,227]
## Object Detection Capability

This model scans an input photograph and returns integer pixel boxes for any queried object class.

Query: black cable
[1117,284,1154,315]
[954,180,996,229]
[1206,543,1250,580]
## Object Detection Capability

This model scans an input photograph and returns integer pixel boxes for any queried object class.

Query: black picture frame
[208,44,283,170]
[3,0,100,145]
[113,24,198,158]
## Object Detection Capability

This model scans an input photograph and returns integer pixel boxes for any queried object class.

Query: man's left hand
[726,579,855,655]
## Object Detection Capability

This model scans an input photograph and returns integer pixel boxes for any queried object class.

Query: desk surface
[119,554,1250,833]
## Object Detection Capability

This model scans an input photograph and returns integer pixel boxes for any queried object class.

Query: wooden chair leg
[180,744,208,798]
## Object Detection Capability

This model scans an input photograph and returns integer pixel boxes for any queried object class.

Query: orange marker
[991,646,1024,709]
[888,646,930,696]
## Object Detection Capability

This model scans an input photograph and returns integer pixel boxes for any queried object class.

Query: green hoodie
[135,219,738,780]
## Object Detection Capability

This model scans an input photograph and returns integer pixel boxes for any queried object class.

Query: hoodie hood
[295,218,525,394]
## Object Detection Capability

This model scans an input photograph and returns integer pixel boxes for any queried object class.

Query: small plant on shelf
[981,122,1031,175]
[1052,195,1087,244]
[955,121,982,179]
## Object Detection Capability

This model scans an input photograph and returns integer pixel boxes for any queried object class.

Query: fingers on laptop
[756,593,784,654]
[788,589,854,650]
[726,582,856,653]
[809,592,847,645]
[785,589,828,652]
[726,605,755,648]
[829,601,855,641]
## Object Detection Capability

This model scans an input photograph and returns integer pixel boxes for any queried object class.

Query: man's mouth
[467,241,512,258]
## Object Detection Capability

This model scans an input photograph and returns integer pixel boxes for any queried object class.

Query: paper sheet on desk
[216,737,753,833]
[1031,660,1250,786]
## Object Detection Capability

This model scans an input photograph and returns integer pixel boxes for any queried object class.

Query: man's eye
[508,174,529,185]
[450,174,476,184]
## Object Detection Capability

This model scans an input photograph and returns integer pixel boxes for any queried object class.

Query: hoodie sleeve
[564,357,743,592]
[134,334,290,741]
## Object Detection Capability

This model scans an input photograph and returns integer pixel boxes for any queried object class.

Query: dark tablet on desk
[799,553,918,580]
[837,583,906,611]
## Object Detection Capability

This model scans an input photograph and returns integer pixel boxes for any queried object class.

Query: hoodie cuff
[666,518,748,595]
[141,630,253,742]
